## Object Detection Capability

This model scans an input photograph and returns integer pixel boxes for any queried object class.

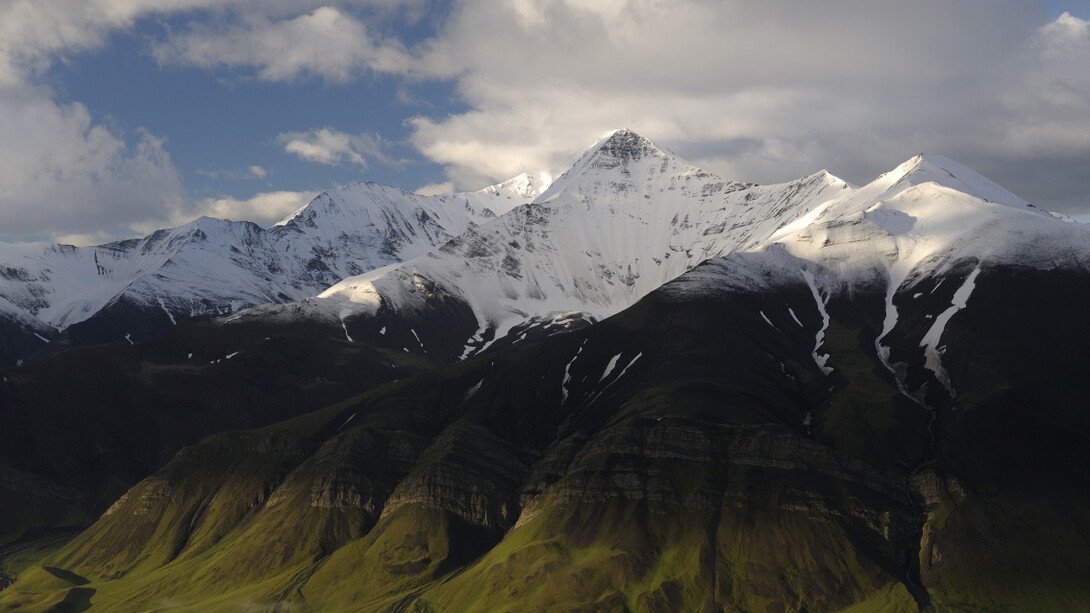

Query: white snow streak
[225,351,240,359]
[787,307,803,327]
[158,297,177,325]
[410,328,425,351]
[587,351,643,406]
[561,339,587,403]
[33,333,49,343]
[336,412,357,432]
[600,353,623,382]
[920,267,981,396]
[463,379,485,401]
[869,260,933,409]
[759,311,780,332]
[801,270,833,375]
[339,310,354,342]
[459,322,490,360]
[614,352,643,381]
[874,259,915,398]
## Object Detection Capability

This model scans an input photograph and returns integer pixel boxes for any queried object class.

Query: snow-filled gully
[801,270,833,375]
[873,260,928,407]
[920,267,981,398]
[561,339,587,403]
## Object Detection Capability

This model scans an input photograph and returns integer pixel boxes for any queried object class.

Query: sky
[1,0,1089,245]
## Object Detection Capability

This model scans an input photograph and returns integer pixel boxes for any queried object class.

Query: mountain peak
[535,129,685,203]
[589,128,666,165]
[870,153,1029,208]
[478,172,548,200]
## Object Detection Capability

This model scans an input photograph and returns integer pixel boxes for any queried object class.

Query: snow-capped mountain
[656,150,1090,412]
[4,128,1087,370]
[301,130,851,356]
[0,176,542,365]
[274,131,1088,365]
[5,130,1090,612]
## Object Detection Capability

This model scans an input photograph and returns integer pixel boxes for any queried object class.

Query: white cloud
[0,0,422,242]
[2,0,1090,244]
[53,231,122,247]
[196,164,270,180]
[1037,11,1090,57]
[393,0,1090,213]
[994,12,1090,156]
[278,128,403,169]
[413,181,455,196]
[151,6,418,83]
[0,0,204,242]
[191,190,314,226]
[123,190,317,238]
[0,92,187,241]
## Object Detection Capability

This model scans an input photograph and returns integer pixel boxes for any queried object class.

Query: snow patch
[339,309,354,342]
[158,298,177,325]
[614,352,643,380]
[587,351,644,406]
[463,379,485,401]
[336,412,357,432]
[460,323,490,360]
[801,270,833,375]
[874,259,916,399]
[787,307,803,327]
[920,267,981,396]
[600,353,623,382]
[561,339,587,403]
[759,311,780,332]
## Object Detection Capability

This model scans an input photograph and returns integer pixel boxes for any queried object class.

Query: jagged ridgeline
[1,131,1089,611]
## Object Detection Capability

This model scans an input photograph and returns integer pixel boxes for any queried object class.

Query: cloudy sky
[1,0,1088,244]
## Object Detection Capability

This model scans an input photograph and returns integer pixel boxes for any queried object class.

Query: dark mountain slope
[0,313,445,548]
[4,252,1087,611]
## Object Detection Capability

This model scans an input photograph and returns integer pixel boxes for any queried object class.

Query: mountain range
[0,173,543,366]
[1,130,1088,612]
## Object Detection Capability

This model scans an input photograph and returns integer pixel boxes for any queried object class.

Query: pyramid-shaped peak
[534,129,694,203]
[870,153,1029,208]
[601,127,652,145]
[590,128,667,164]
[892,153,970,181]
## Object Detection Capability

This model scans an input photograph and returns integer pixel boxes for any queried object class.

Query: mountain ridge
[267,131,1088,365]
[2,129,1090,611]
[0,175,542,365]
[3,129,1084,369]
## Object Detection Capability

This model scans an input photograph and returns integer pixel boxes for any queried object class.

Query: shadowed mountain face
[3,254,1089,612]
[1,132,1089,611]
